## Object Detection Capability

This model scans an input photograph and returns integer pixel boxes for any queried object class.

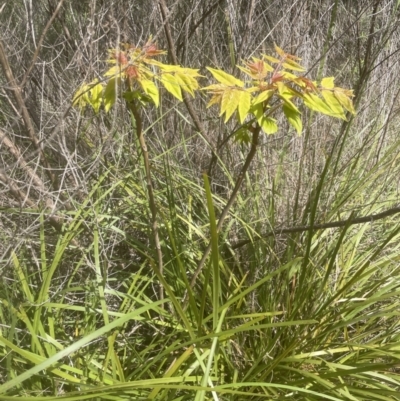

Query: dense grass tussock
[1,113,400,400]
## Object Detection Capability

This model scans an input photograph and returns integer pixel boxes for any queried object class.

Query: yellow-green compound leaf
[202,83,225,91]
[206,92,223,108]
[104,65,124,78]
[251,102,264,123]
[303,93,334,116]
[280,97,300,113]
[175,71,199,97]
[238,90,251,123]
[253,89,274,105]
[220,88,231,118]
[161,73,182,101]
[334,89,356,114]
[282,59,305,72]
[321,76,335,89]
[221,88,241,122]
[277,82,295,99]
[260,116,278,135]
[283,104,302,135]
[321,89,346,120]
[150,60,177,72]
[72,83,91,110]
[263,54,280,63]
[89,80,103,113]
[140,79,159,107]
[251,104,278,134]
[207,67,244,87]
[281,70,298,81]
[275,44,286,57]
[103,77,119,113]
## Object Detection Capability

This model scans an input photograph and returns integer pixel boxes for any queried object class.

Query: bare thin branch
[231,205,400,250]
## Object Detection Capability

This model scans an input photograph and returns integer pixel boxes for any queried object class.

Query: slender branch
[0,169,63,232]
[236,0,256,63]
[126,100,164,302]
[184,125,261,303]
[176,0,225,56]
[158,0,215,149]
[231,205,400,250]
[0,36,58,189]
[20,0,66,89]
[0,128,54,204]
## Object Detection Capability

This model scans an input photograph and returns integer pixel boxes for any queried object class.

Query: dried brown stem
[0,37,58,190]
[0,169,63,232]
[231,205,400,250]
[176,0,225,56]
[0,129,50,197]
[20,0,66,89]
[158,0,215,149]
[236,0,256,62]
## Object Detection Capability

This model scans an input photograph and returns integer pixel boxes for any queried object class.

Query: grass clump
[1,125,400,400]
[1,42,400,401]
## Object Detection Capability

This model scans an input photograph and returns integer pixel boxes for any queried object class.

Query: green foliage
[73,43,355,138]
[6,40,400,401]
[1,138,400,400]
[203,45,355,135]
[73,39,201,112]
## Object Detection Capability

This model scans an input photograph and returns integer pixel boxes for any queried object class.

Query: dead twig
[231,205,400,250]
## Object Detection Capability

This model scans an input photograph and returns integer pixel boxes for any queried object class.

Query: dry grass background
[1,0,399,248]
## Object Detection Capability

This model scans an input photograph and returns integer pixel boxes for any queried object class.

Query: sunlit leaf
[303,93,334,115]
[321,77,335,89]
[283,104,302,135]
[229,89,244,122]
[321,90,346,120]
[238,91,251,123]
[175,71,199,96]
[206,93,222,108]
[72,83,90,110]
[246,86,262,93]
[207,67,244,87]
[260,116,278,134]
[251,103,278,134]
[144,58,165,68]
[237,65,254,78]
[251,103,264,123]
[253,90,274,105]
[140,79,159,107]
[280,97,300,113]
[89,80,104,114]
[334,89,356,114]
[263,54,280,63]
[103,77,119,112]
[282,59,305,72]
[275,44,286,57]
[221,88,241,122]
[183,67,202,77]
[276,82,295,99]
[281,70,298,81]
[161,73,182,101]
[104,65,124,78]
[202,83,225,91]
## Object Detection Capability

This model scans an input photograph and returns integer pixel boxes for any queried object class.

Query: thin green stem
[126,99,164,303]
